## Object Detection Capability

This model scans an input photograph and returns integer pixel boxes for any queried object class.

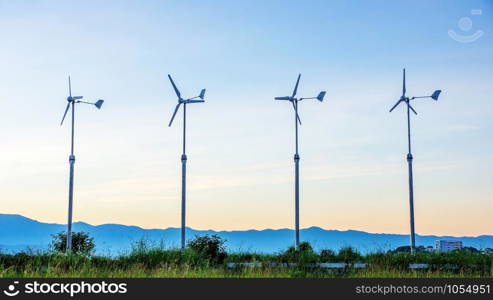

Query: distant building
[435,240,462,252]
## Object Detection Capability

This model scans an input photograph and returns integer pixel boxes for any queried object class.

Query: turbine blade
[292,74,301,98]
[291,101,302,125]
[275,96,291,100]
[402,68,406,97]
[168,103,182,127]
[60,103,70,126]
[389,99,402,113]
[68,76,72,98]
[168,74,181,99]
[409,104,418,115]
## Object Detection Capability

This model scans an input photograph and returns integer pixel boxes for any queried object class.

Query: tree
[187,234,227,265]
[282,242,318,263]
[392,245,427,253]
[337,246,362,262]
[457,246,479,253]
[319,249,336,261]
[284,242,314,255]
[50,231,95,255]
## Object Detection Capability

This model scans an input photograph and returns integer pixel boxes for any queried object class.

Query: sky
[0,0,492,236]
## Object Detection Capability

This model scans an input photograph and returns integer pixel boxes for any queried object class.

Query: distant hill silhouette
[1,214,492,255]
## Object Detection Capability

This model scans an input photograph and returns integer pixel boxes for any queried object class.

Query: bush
[459,247,480,253]
[337,247,362,263]
[392,245,428,253]
[50,231,95,256]
[319,249,337,262]
[281,242,318,264]
[284,242,314,255]
[187,235,227,265]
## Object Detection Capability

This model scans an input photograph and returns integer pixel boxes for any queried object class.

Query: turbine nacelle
[185,99,205,103]
[67,96,83,102]
[178,97,206,104]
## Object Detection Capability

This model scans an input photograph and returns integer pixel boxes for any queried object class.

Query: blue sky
[0,0,492,235]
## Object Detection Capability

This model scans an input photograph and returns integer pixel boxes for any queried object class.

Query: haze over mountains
[1,214,492,255]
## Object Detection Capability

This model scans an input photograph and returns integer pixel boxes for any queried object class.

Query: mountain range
[1,214,492,255]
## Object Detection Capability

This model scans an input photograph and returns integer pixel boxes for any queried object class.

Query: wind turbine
[167,74,206,250]
[60,76,104,253]
[389,68,441,254]
[275,74,326,250]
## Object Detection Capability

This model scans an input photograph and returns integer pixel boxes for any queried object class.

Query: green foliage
[337,247,362,263]
[281,242,318,264]
[0,245,491,278]
[392,245,428,253]
[226,252,268,263]
[366,250,493,273]
[283,242,314,255]
[50,232,95,256]
[459,246,480,253]
[0,239,491,278]
[187,235,227,265]
[319,249,337,262]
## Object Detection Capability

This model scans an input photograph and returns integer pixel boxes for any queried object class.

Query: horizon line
[3,213,491,238]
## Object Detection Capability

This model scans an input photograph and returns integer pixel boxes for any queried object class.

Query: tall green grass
[1,243,491,278]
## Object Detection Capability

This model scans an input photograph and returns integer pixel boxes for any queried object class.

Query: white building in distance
[435,240,463,252]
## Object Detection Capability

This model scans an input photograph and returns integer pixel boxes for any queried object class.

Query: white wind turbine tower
[389,68,441,254]
[275,74,326,250]
[60,76,104,252]
[167,74,206,250]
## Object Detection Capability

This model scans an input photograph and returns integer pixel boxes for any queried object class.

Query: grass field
[1,243,492,278]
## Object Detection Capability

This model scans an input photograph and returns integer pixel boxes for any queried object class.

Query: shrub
[187,235,227,265]
[281,242,318,264]
[337,246,362,263]
[392,245,428,253]
[284,242,314,255]
[50,231,95,256]
[319,249,336,262]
